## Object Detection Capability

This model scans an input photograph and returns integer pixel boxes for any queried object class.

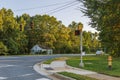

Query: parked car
[96,50,104,55]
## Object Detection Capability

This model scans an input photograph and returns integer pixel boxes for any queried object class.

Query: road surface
[0,55,57,80]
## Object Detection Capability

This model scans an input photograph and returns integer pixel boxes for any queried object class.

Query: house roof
[31,44,52,50]
[31,45,41,50]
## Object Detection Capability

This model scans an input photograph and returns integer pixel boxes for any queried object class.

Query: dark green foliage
[79,0,120,57]
[0,42,8,55]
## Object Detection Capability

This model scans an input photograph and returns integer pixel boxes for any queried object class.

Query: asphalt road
[0,55,57,80]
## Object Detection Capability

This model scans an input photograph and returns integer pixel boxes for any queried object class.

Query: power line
[42,1,77,14]
[13,0,81,15]
[13,0,75,12]
[46,2,80,14]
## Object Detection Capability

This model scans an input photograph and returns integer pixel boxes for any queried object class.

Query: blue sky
[0,0,96,32]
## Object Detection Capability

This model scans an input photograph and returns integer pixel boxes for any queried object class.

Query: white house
[31,45,41,53]
[31,44,53,54]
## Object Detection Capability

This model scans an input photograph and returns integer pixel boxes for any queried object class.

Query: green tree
[0,12,3,31]
[68,21,82,53]
[54,24,70,53]
[24,15,59,53]
[0,41,8,55]
[0,8,27,55]
[79,0,120,57]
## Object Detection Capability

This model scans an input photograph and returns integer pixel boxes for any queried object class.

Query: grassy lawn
[66,55,120,77]
[43,57,68,64]
[58,72,98,80]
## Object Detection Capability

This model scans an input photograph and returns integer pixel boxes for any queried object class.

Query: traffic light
[30,21,34,29]
[20,24,22,31]
[75,30,80,35]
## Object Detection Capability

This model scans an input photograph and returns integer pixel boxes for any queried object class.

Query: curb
[33,62,76,80]
[50,73,76,80]
[33,63,50,76]
[66,65,97,75]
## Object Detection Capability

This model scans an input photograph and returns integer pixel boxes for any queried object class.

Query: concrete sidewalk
[34,60,120,80]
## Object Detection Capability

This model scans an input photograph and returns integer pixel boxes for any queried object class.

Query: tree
[0,12,3,31]
[0,8,27,55]
[79,0,120,57]
[54,24,70,53]
[68,21,83,53]
[23,15,59,53]
[0,41,8,55]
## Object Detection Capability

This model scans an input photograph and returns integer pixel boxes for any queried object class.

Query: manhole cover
[44,67,54,70]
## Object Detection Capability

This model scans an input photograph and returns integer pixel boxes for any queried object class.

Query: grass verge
[66,55,120,77]
[58,72,98,80]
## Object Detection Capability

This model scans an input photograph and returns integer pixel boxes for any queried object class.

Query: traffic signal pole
[79,31,84,67]
[75,24,84,67]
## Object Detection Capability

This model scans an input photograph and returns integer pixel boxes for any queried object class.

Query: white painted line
[28,66,33,67]
[0,64,17,68]
[0,57,19,58]
[0,77,7,79]
[36,78,50,80]
[19,73,34,77]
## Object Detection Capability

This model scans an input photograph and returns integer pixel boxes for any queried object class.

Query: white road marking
[28,66,33,67]
[0,57,19,59]
[36,78,50,80]
[0,64,17,68]
[19,73,34,77]
[0,77,7,79]
[0,60,21,62]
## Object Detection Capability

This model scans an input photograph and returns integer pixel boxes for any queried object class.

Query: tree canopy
[0,8,99,55]
[79,0,120,57]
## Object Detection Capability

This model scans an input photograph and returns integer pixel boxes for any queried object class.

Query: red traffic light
[75,30,80,35]
[20,24,22,31]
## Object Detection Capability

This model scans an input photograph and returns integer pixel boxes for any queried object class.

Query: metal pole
[80,31,84,67]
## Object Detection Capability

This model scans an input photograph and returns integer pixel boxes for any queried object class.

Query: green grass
[43,57,68,64]
[43,58,57,64]
[58,72,98,80]
[66,55,120,77]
